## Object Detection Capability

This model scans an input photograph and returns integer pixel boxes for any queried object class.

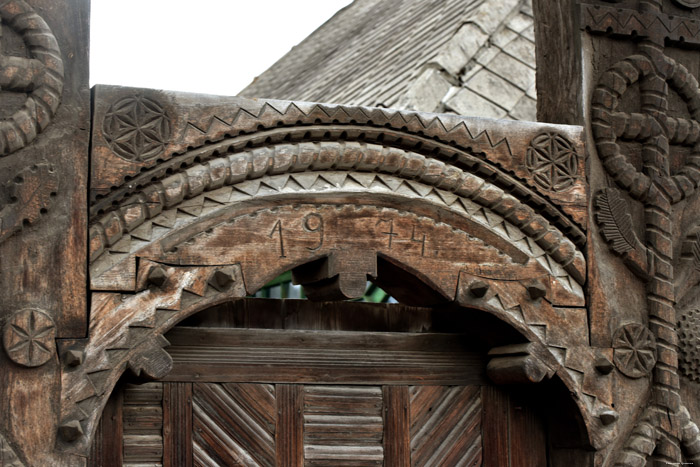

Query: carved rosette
[2,309,56,367]
[0,1,64,156]
[525,132,579,192]
[613,323,657,379]
[679,308,700,383]
[102,95,171,161]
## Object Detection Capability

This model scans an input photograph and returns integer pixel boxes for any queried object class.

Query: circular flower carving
[102,95,171,161]
[525,132,579,192]
[2,309,56,367]
[613,323,657,378]
[679,308,700,383]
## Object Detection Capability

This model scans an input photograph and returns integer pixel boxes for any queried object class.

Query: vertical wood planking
[276,384,303,466]
[163,382,192,467]
[482,386,510,467]
[509,392,547,467]
[88,386,123,467]
[383,386,410,466]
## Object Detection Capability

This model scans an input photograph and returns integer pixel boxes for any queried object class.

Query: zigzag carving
[57,262,246,455]
[89,142,586,289]
[92,101,584,243]
[455,272,611,450]
[582,3,700,45]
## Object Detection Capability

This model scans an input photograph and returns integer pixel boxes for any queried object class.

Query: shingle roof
[239,0,486,107]
[240,0,537,121]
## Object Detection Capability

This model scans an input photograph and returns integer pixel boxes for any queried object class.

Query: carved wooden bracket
[292,249,377,300]
[487,343,555,384]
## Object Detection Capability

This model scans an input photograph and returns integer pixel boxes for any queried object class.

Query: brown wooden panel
[509,391,547,467]
[303,386,383,466]
[409,385,482,467]
[276,384,303,467]
[163,382,192,467]
[88,385,123,467]
[164,327,486,386]
[383,386,410,467]
[482,386,510,467]
[192,383,276,467]
[122,383,163,465]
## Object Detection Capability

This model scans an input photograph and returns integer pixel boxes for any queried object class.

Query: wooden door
[89,299,547,466]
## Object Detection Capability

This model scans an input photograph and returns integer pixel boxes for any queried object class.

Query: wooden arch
[57,89,611,455]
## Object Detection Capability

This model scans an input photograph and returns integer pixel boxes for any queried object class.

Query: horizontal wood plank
[164,327,486,385]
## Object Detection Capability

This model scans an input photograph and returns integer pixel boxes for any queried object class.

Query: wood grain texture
[276,384,303,467]
[409,385,482,467]
[192,383,276,467]
[88,385,123,467]
[533,0,582,125]
[481,386,510,467]
[303,386,383,466]
[163,382,192,467]
[122,383,163,465]
[383,386,410,467]
[164,327,487,386]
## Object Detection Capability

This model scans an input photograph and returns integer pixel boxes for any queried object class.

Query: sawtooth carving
[90,97,587,242]
[58,262,246,454]
[89,141,587,293]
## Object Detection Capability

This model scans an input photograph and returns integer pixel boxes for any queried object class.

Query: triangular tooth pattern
[282,176,306,191]
[108,236,131,254]
[152,210,177,229]
[405,181,432,197]
[549,347,567,365]
[394,181,420,197]
[256,181,281,196]
[290,173,319,190]
[261,175,289,192]
[86,369,111,395]
[566,368,585,389]
[376,175,401,192]
[347,173,374,188]
[130,222,153,242]
[369,176,394,192]
[433,189,458,206]
[180,289,204,308]
[204,186,233,204]
[423,190,445,205]
[233,179,261,196]
[530,324,547,341]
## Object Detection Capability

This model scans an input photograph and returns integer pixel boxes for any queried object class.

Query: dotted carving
[525,132,579,192]
[102,96,171,161]
[613,323,657,379]
[0,1,64,156]
[2,309,56,367]
[679,308,700,382]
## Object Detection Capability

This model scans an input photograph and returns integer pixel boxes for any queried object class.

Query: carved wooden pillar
[0,0,89,465]
[535,0,700,464]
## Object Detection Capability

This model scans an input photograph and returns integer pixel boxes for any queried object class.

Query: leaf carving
[0,163,58,243]
[594,188,638,254]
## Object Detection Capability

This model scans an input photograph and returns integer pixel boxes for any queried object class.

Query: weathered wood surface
[163,326,488,386]
[0,0,89,465]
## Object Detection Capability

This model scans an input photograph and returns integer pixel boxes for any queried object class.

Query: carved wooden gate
[88,300,548,466]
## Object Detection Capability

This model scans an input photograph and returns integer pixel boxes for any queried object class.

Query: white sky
[89,0,353,96]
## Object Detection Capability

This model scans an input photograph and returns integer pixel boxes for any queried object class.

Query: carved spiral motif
[0,1,64,156]
[591,54,700,203]
[679,308,700,382]
[613,323,657,378]
[2,308,56,367]
[102,96,171,161]
[525,132,579,192]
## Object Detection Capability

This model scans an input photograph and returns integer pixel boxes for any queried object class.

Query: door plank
[409,385,482,467]
[163,382,192,467]
[383,386,410,467]
[482,386,510,467]
[164,327,486,386]
[193,383,276,467]
[276,384,303,467]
